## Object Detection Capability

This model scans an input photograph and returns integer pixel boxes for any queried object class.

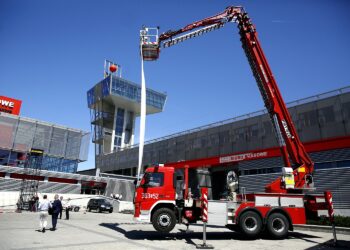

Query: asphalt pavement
[0,211,349,250]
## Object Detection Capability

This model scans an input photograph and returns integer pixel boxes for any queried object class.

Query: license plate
[106,207,110,209]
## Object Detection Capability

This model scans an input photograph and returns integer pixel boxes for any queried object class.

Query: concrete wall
[105,179,135,202]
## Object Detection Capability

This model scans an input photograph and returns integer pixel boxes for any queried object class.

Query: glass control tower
[87,64,167,158]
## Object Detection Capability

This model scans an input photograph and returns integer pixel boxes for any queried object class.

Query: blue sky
[1,0,349,171]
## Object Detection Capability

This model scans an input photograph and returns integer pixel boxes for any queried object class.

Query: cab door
[139,172,165,210]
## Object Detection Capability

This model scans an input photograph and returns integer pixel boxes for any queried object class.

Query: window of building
[342,101,350,119]
[314,162,334,170]
[250,124,259,137]
[249,169,258,175]
[8,151,24,167]
[201,137,207,147]
[266,167,280,173]
[124,111,134,145]
[186,139,194,150]
[240,167,281,176]
[0,149,10,165]
[262,121,273,136]
[193,138,201,149]
[336,160,350,168]
[318,106,335,125]
[209,134,219,146]
[257,168,266,174]
[219,130,230,145]
[81,180,106,195]
[115,108,125,135]
[298,110,318,128]
[114,108,125,150]
[234,127,246,141]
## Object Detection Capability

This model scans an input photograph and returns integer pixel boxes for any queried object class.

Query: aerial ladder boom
[140,6,314,193]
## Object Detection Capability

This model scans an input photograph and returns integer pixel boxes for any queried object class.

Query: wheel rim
[159,214,171,227]
[244,217,258,232]
[272,218,285,233]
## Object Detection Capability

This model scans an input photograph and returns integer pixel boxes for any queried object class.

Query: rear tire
[238,211,262,238]
[151,208,176,233]
[88,206,91,212]
[74,207,79,212]
[266,213,289,239]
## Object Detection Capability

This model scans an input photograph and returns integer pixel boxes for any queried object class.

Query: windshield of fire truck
[141,172,164,187]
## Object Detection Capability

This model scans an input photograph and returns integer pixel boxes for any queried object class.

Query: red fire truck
[134,6,335,239]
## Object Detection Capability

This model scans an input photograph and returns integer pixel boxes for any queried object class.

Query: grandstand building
[96,86,350,213]
[0,112,90,173]
[0,96,95,199]
[0,165,135,200]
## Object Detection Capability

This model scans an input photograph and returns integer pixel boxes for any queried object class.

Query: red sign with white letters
[0,96,22,115]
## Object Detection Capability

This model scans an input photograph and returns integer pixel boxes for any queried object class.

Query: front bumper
[100,206,113,211]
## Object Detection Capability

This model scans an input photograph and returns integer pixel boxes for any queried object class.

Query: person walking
[51,194,62,231]
[34,195,39,212]
[65,198,71,220]
[30,195,35,212]
[59,196,64,219]
[38,195,51,233]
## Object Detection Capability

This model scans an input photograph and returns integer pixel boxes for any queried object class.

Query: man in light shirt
[65,198,71,220]
[59,196,64,219]
[38,194,52,233]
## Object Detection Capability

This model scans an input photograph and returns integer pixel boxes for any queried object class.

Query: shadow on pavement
[305,240,350,250]
[289,231,323,244]
[99,222,322,247]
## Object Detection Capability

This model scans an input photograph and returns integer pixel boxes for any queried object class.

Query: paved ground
[0,211,349,250]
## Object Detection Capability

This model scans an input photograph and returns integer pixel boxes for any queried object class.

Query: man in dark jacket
[51,194,62,231]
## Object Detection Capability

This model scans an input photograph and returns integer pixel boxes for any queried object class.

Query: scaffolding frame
[18,149,44,211]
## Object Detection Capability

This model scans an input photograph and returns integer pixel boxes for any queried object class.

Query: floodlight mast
[140,6,314,193]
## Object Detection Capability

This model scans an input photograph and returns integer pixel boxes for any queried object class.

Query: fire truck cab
[134,166,201,233]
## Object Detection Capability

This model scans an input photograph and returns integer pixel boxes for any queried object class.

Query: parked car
[87,198,113,213]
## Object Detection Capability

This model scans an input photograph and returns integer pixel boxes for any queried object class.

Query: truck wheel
[266,213,289,239]
[74,207,79,212]
[151,208,176,233]
[239,211,262,238]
